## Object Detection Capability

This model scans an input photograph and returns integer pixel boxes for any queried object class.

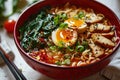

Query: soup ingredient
[78,11,85,19]
[85,13,104,23]
[91,34,115,48]
[65,18,87,33]
[75,41,88,52]
[88,39,104,57]
[101,32,114,38]
[29,49,55,64]
[53,13,68,26]
[4,19,16,33]
[89,23,111,32]
[52,28,77,47]
[65,18,84,27]
[19,8,58,51]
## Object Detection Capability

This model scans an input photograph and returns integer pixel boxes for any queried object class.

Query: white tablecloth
[0,0,120,80]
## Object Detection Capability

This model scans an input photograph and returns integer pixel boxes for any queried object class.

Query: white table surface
[0,0,120,80]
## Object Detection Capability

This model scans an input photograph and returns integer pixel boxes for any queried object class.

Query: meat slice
[88,39,104,57]
[91,34,115,48]
[85,13,104,23]
[101,32,114,39]
[89,23,111,33]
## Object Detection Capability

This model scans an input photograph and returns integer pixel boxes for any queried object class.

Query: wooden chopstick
[0,50,27,80]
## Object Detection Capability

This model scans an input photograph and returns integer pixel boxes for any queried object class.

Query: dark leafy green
[19,7,58,52]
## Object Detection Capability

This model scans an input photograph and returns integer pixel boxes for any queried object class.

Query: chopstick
[0,36,27,80]
[0,50,27,80]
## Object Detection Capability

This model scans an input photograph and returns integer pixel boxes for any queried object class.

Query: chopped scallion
[59,23,68,29]
[49,46,57,50]
[62,59,71,65]
[78,11,85,19]
[76,45,85,52]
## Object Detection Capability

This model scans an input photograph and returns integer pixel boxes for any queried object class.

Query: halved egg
[64,18,87,33]
[52,28,77,47]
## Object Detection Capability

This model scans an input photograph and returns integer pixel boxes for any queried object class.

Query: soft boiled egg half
[52,28,77,47]
[64,18,87,33]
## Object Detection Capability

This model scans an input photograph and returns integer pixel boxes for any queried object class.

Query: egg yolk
[56,29,73,43]
[65,18,84,27]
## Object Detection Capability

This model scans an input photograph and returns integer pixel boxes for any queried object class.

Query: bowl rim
[14,0,120,69]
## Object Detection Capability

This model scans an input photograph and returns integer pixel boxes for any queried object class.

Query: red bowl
[14,0,120,80]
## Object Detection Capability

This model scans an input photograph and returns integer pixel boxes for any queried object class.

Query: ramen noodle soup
[19,3,118,67]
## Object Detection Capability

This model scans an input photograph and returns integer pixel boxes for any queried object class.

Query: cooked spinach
[41,14,56,31]
[19,7,58,52]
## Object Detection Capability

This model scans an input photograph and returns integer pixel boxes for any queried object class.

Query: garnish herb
[59,13,68,20]
[76,45,85,52]
[75,40,88,52]
[49,46,57,51]
[74,11,85,19]
[53,13,68,26]
[55,61,61,65]
[78,11,85,19]
[58,41,65,47]
[62,59,71,65]
[59,22,68,29]
[82,40,88,49]
[67,46,74,52]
